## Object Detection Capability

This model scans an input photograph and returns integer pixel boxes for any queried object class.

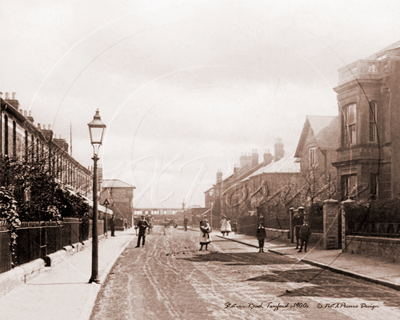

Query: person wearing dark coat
[136,215,149,247]
[292,213,303,249]
[256,223,267,253]
[110,215,116,237]
[183,216,189,231]
[232,220,238,234]
[298,221,312,253]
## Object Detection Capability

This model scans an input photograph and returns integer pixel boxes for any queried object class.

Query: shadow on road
[177,251,295,265]
[248,268,400,308]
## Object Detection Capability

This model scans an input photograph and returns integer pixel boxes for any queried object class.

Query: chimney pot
[29,110,31,117]
[48,124,51,130]
[24,110,27,116]
[12,92,16,100]
[19,109,22,113]
[0,92,3,99]
[5,92,10,100]
[38,123,41,129]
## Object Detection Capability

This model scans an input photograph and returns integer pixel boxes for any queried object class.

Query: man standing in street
[292,211,303,250]
[136,215,149,247]
[110,215,116,237]
[298,219,312,253]
[183,216,189,231]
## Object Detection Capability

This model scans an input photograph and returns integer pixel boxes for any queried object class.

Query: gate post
[340,199,354,252]
[323,199,339,249]
[289,207,295,243]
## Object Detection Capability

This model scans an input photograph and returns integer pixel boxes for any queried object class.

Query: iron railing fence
[349,222,400,238]
[0,231,11,274]
[0,218,104,273]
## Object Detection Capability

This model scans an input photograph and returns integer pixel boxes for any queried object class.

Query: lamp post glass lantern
[88,109,106,284]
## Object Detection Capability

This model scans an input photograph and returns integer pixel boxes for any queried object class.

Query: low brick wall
[265,228,290,242]
[345,235,400,263]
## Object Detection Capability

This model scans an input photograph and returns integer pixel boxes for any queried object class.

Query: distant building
[208,139,285,221]
[332,40,400,199]
[238,154,300,228]
[100,179,135,226]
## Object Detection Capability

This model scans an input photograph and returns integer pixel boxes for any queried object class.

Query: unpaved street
[91,227,400,320]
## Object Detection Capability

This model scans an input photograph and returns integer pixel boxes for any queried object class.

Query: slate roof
[241,154,300,181]
[102,179,135,189]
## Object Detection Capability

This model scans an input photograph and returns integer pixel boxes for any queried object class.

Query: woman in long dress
[199,220,211,250]
[221,217,232,236]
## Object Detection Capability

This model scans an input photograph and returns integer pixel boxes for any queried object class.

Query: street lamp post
[88,109,106,284]
[209,188,214,229]
[103,199,110,238]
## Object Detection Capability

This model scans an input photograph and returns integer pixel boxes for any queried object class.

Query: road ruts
[90,226,400,320]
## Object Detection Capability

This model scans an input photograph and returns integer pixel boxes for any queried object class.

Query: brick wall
[345,235,400,263]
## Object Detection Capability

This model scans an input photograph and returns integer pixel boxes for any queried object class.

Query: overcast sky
[0,0,399,209]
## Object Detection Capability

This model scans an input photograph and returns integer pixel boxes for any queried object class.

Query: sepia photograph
[0,0,399,319]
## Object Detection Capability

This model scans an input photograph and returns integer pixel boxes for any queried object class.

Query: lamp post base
[89,277,100,284]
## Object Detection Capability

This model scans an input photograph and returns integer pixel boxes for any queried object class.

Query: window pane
[348,104,356,124]
[369,122,376,142]
[350,124,356,144]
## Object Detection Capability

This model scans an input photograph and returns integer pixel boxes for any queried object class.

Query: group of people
[133,212,312,254]
[293,213,312,252]
[256,217,311,253]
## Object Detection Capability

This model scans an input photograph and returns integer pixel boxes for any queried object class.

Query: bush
[344,199,400,227]
[308,202,323,232]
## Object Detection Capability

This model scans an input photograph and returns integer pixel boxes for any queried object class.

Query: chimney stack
[251,149,259,167]
[0,92,3,99]
[216,170,223,184]
[274,138,284,162]
[263,149,273,165]
[27,110,34,123]
[12,92,16,100]
[5,92,10,100]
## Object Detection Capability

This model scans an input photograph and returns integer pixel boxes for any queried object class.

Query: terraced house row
[0,92,93,198]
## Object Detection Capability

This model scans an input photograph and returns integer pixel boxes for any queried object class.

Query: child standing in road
[256,223,266,253]
[199,220,211,251]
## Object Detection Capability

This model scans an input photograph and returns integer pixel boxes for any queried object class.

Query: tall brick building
[332,40,400,199]
[100,179,135,226]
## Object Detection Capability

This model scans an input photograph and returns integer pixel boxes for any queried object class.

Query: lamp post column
[89,155,99,284]
[104,203,108,238]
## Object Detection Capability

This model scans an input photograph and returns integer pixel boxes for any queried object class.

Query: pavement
[214,232,400,291]
[0,228,136,320]
[1,226,400,320]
